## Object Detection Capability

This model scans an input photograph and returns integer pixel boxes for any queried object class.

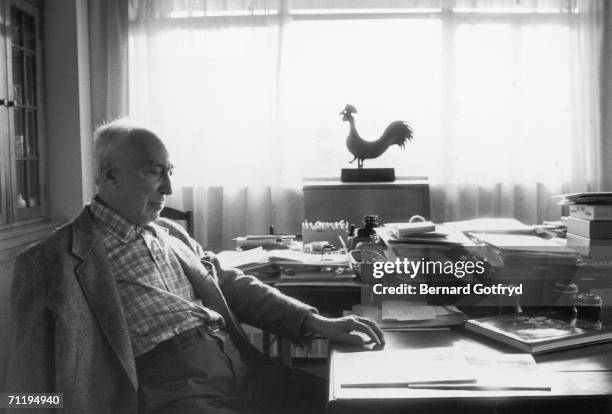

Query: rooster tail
[381,121,414,149]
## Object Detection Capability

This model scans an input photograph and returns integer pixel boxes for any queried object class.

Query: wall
[44,0,93,221]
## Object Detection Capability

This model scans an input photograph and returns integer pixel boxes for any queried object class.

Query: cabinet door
[0,0,9,225]
[7,0,44,221]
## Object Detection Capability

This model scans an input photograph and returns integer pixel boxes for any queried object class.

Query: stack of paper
[267,249,349,266]
[555,192,612,205]
[352,303,466,330]
[469,233,577,266]
[444,218,535,234]
[376,225,473,246]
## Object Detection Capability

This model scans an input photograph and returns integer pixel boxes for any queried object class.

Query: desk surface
[328,328,612,412]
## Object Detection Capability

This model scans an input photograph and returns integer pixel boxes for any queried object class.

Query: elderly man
[6,119,384,413]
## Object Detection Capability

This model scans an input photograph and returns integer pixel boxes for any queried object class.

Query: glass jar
[576,293,603,322]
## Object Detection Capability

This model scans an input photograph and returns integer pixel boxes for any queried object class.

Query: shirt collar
[89,197,144,243]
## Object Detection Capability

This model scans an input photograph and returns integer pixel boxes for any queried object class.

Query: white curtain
[128,0,604,251]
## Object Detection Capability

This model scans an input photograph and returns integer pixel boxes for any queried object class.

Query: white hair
[92,118,156,185]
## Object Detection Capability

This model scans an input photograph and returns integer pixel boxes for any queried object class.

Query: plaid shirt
[89,198,224,357]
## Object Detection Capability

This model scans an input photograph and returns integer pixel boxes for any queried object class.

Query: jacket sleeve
[216,266,317,343]
[5,251,56,406]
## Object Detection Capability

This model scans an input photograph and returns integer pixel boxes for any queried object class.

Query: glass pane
[27,160,40,207]
[10,8,22,47]
[15,160,40,208]
[24,53,36,106]
[14,108,25,158]
[16,160,26,209]
[23,13,35,51]
[26,110,37,157]
[12,49,24,104]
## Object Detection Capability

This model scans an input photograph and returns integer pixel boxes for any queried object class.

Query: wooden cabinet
[303,178,430,227]
[0,0,45,226]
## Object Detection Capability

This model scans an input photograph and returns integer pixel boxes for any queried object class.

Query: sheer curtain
[127,0,604,250]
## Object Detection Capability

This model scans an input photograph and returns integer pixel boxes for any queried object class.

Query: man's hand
[201,251,223,275]
[302,313,385,347]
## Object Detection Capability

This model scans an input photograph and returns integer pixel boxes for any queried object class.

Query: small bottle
[553,281,578,320]
[576,293,603,322]
[351,215,379,250]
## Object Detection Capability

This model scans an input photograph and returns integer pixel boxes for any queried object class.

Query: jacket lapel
[158,231,232,321]
[158,230,261,360]
[72,209,138,389]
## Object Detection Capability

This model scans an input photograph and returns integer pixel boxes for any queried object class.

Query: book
[385,221,436,237]
[464,313,612,354]
[556,192,612,206]
[566,233,612,258]
[233,235,295,248]
[569,204,612,221]
[567,217,612,238]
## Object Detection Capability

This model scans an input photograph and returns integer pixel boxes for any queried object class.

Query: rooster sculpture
[340,104,414,168]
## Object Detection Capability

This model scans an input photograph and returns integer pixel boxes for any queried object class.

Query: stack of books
[559,192,612,258]
[468,233,578,280]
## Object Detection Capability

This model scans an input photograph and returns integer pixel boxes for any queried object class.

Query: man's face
[108,133,173,225]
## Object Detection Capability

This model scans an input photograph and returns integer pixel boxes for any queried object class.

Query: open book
[465,313,612,354]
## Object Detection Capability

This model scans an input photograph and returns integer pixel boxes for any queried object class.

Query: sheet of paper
[444,218,534,234]
[267,249,349,266]
[381,301,437,321]
[216,247,268,268]
[335,348,474,389]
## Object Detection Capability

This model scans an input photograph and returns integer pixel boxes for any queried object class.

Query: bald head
[93,119,173,225]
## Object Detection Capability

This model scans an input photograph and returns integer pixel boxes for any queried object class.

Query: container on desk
[576,293,603,322]
[349,249,386,284]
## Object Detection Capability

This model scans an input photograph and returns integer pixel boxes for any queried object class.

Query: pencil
[406,385,551,391]
[342,379,476,388]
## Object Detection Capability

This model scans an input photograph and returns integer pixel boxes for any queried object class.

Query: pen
[338,235,348,253]
[342,380,476,388]
[406,385,551,391]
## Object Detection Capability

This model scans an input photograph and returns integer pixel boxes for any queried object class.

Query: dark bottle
[349,215,380,250]
[576,293,603,322]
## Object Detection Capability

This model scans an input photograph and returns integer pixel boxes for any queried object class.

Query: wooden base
[341,168,395,182]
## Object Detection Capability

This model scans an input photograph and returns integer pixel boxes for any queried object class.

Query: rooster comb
[343,104,357,114]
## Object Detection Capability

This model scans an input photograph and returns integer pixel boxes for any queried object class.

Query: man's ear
[101,163,117,186]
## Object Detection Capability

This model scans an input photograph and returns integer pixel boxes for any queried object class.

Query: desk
[269,280,364,366]
[328,329,612,413]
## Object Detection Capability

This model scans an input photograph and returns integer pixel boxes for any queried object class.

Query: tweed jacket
[5,207,315,413]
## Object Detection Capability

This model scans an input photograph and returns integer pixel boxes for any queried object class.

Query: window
[129,0,602,231]
[0,0,46,227]
[129,0,597,188]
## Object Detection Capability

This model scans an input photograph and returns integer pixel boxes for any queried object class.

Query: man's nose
[159,172,173,195]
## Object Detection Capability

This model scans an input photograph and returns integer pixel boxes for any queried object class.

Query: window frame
[0,0,47,229]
